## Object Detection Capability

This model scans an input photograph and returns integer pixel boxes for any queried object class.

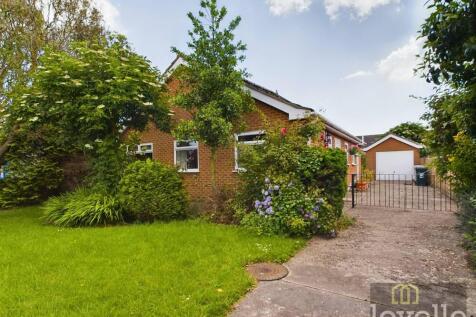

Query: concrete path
[231,207,476,317]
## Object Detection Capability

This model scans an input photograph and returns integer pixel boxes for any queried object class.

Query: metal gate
[347,173,457,212]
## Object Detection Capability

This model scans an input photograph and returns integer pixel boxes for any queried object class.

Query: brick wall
[137,100,289,201]
[138,79,360,199]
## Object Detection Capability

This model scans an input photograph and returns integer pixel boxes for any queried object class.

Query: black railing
[348,173,456,212]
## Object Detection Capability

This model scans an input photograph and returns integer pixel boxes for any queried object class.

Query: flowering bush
[237,118,347,237]
[242,177,333,236]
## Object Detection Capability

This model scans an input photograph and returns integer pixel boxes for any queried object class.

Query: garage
[361,134,424,178]
[376,150,414,179]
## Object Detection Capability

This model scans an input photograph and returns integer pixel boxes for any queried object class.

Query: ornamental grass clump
[43,188,124,227]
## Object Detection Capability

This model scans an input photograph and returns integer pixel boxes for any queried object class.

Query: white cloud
[324,0,400,20]
[344,37,423,82]
[377,36,424,81]
[266,0,313,16]
[343,70,373,80]
[92,0,122,32]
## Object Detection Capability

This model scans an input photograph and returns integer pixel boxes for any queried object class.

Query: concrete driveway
[231,207,476,317]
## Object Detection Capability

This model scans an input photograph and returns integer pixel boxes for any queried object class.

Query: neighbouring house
[359,133,424,179]
[135,58,362,201]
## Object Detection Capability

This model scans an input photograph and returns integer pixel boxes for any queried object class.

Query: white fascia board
[247,88,312,120]
[165,57,313,120]
[363,134,424,152]
[164,57,185,79]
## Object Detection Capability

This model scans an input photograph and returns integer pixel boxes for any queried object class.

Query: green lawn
[0,206,305,317]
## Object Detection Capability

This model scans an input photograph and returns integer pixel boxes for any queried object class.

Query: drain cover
[246,263,289,281]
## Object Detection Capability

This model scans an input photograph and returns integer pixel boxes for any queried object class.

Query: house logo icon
[391,284,419,305]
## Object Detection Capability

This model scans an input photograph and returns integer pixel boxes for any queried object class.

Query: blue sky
[94,0,433,136]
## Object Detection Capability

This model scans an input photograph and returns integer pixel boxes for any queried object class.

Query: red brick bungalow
[134,58,362,201]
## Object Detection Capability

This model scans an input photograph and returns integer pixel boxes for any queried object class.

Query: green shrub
[297,147,348,218]
[0,158,63,208]
[118,159,187,222]
[43,188,124,227]
[460,192,476,268]
[237,118,347,236]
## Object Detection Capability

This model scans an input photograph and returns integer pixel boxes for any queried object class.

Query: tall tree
[386,122,427,144]
[172,0,253,194]
[420,0,476,191]
[0,0,105,159]
[420,0,476,267]
[6,35,170,192]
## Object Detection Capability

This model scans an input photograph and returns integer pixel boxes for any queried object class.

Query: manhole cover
[246,263,288,281]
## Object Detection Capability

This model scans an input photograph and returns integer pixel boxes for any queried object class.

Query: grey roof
[164,56,361,144]
[243,80,314,112]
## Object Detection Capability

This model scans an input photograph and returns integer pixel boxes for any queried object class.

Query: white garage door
[376,151,414,180]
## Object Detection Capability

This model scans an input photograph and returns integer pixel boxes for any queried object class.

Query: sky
[93,0,434,136]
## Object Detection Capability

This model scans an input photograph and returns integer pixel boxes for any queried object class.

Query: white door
[376,151,414,180]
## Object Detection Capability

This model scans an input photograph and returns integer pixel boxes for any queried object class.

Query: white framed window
[352,154,357,165]
[127,143,153,159]
[344,143,349,165]
[234,131,265,171]
[138,143,153,159]
[334,138,341,149]
[174,140,199,172]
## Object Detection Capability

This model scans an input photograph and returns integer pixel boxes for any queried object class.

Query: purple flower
[313,205,320,212]
[254,200,261,209]
[264,177,270,184]
[273,185,280,191]
[265,207,274,215]
[264,191,269,197]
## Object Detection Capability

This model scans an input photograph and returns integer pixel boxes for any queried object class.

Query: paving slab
[231,280,369,317]
[231,207,476,317]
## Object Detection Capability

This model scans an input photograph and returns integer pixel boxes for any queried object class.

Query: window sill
[179,170,200,173]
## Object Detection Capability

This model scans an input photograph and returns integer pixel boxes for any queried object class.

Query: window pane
[237,133,264,142]
[139,144,152,152]
[176,149,198,170]
[335,138,341,149]
[236,147,242,169]
[176,141,198,148]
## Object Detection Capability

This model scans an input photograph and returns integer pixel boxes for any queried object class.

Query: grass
[335,212,356,231]
[0,206,305,317]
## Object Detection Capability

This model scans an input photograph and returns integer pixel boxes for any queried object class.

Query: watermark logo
[370,283,468,317]
[391,283,419,305]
